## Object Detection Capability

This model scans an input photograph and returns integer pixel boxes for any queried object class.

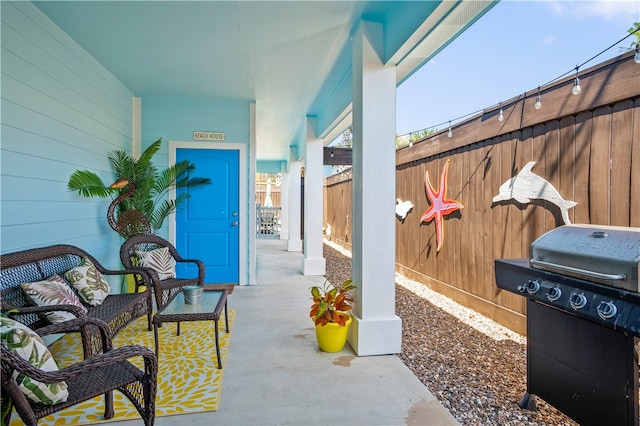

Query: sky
[395,0,640,137]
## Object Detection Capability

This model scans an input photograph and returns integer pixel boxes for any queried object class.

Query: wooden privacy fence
[324,52,640,334]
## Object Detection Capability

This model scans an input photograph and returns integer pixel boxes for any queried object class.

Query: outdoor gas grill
[495,224,640,426]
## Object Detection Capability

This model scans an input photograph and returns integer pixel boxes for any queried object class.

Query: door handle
[232,212,238,217]
[232,221,238,226]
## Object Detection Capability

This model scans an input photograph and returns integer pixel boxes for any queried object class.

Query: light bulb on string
[571,66,581,95]
[447,121,452,138]
[635,43,640,64]
[534,86,542,110]
[498,103,504,122]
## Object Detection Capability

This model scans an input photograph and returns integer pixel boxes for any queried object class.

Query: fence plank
[632,99,640,227]
[574,111,592,223]
[610,100,633,226]
[590,106,613,225]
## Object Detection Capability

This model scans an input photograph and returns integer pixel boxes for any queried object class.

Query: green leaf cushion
[136,247,176,280]
[64,257,111,306]
[21,275,88,323]
[0,317,69,404]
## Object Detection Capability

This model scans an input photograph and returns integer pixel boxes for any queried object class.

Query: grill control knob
[597,301,618,319]
[524,280,540,295]
[546,286,562,302]
[569,293,588,310]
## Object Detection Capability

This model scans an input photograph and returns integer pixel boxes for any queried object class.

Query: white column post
[248,102,257,284]
[287,156,303,252]
[132,97,141,157]
[348,20,402,356]
[303,118,326,275]
[279,163,290,240]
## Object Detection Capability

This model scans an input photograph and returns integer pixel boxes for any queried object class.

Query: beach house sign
[193,131,225,141]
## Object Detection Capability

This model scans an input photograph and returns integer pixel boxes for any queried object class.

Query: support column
[287,157,303,252]
[348,20,402,356]
[279,163,290,240]
[303,118,326,275]
[248,102,257,284]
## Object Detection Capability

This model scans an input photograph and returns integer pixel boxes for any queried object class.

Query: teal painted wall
[141,95,251,235]
[0,2,134,278]
[141,95,251,282]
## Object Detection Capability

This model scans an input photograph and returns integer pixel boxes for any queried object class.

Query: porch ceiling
[33,1,496,164]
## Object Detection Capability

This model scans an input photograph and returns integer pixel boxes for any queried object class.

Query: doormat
[10,309,235,425]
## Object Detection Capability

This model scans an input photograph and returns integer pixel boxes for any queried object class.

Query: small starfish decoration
[421,159,464,252]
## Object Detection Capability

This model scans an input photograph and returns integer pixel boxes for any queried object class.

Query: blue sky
[396,0,640,136]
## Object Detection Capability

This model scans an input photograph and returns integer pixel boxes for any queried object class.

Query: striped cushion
[136,247,176,280]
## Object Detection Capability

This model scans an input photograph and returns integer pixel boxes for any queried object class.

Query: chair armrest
[1,344,157,384]
[171,258,205,284]
[6,304,88,320]
[35,317,113,354]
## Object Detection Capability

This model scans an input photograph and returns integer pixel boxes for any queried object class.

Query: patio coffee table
[152,288,229,368]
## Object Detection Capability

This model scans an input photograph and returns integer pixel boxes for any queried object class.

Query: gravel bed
[323,242,578,426]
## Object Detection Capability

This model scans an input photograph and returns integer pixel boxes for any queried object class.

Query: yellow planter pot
[314,315,352,353]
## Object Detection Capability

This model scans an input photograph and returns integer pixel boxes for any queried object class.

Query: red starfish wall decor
[420,159,464,252]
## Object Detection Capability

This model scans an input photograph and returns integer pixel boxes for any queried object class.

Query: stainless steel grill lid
[529,224,640,291]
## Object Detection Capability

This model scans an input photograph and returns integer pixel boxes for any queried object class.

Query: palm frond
[108,150,134,181]
[137,139,162,167]
[149,199,177,231]
[184,177,212,188]
[67,171,113,198]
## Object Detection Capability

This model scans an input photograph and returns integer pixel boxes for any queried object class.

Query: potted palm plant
[310,279,356,352]
[68,138,211,292]
[68,138,211,238]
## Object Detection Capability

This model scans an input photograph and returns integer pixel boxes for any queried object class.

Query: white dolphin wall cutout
[492,161,578,225]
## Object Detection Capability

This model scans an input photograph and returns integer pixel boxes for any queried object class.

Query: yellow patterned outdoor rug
[10,309,235,426]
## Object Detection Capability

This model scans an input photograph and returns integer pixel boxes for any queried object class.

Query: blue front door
[176,148,240,283]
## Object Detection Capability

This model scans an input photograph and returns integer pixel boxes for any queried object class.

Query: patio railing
[256,205,281,239]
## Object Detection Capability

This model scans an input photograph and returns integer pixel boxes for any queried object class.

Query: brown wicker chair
[1,317,157,426]
[0,244,154,353]
[120,235,204,310]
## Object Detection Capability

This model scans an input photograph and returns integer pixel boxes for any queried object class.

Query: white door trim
[169,141,247,285]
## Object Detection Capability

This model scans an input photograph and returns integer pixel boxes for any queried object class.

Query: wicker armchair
[1,317,157,426]
[120,235,204,310]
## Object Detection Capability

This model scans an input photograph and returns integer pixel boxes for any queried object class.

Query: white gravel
[324,239,524,344]
[323,240,578,426]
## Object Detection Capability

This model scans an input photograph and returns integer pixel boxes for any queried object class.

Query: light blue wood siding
[1,2,134,274]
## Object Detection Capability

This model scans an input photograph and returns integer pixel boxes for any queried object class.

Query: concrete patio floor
[115,239,460,426]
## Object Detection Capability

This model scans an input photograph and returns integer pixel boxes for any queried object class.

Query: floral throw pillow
[64,257,111,306]
[0,317,69,404]
[136,247,176,280]
[21,275,88,323]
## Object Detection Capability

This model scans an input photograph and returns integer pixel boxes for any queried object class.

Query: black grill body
[495,225,640,426]
[496,259,639,426]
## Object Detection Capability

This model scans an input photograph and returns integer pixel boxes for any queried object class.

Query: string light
[571,66,581,95]
[534,86,542,110]
[498,102,504,121]
[397,29,637,141]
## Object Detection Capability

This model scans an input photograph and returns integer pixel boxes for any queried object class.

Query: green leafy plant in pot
[67,138,211,292]
[310,279,356,352]
[68,138,211,238]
